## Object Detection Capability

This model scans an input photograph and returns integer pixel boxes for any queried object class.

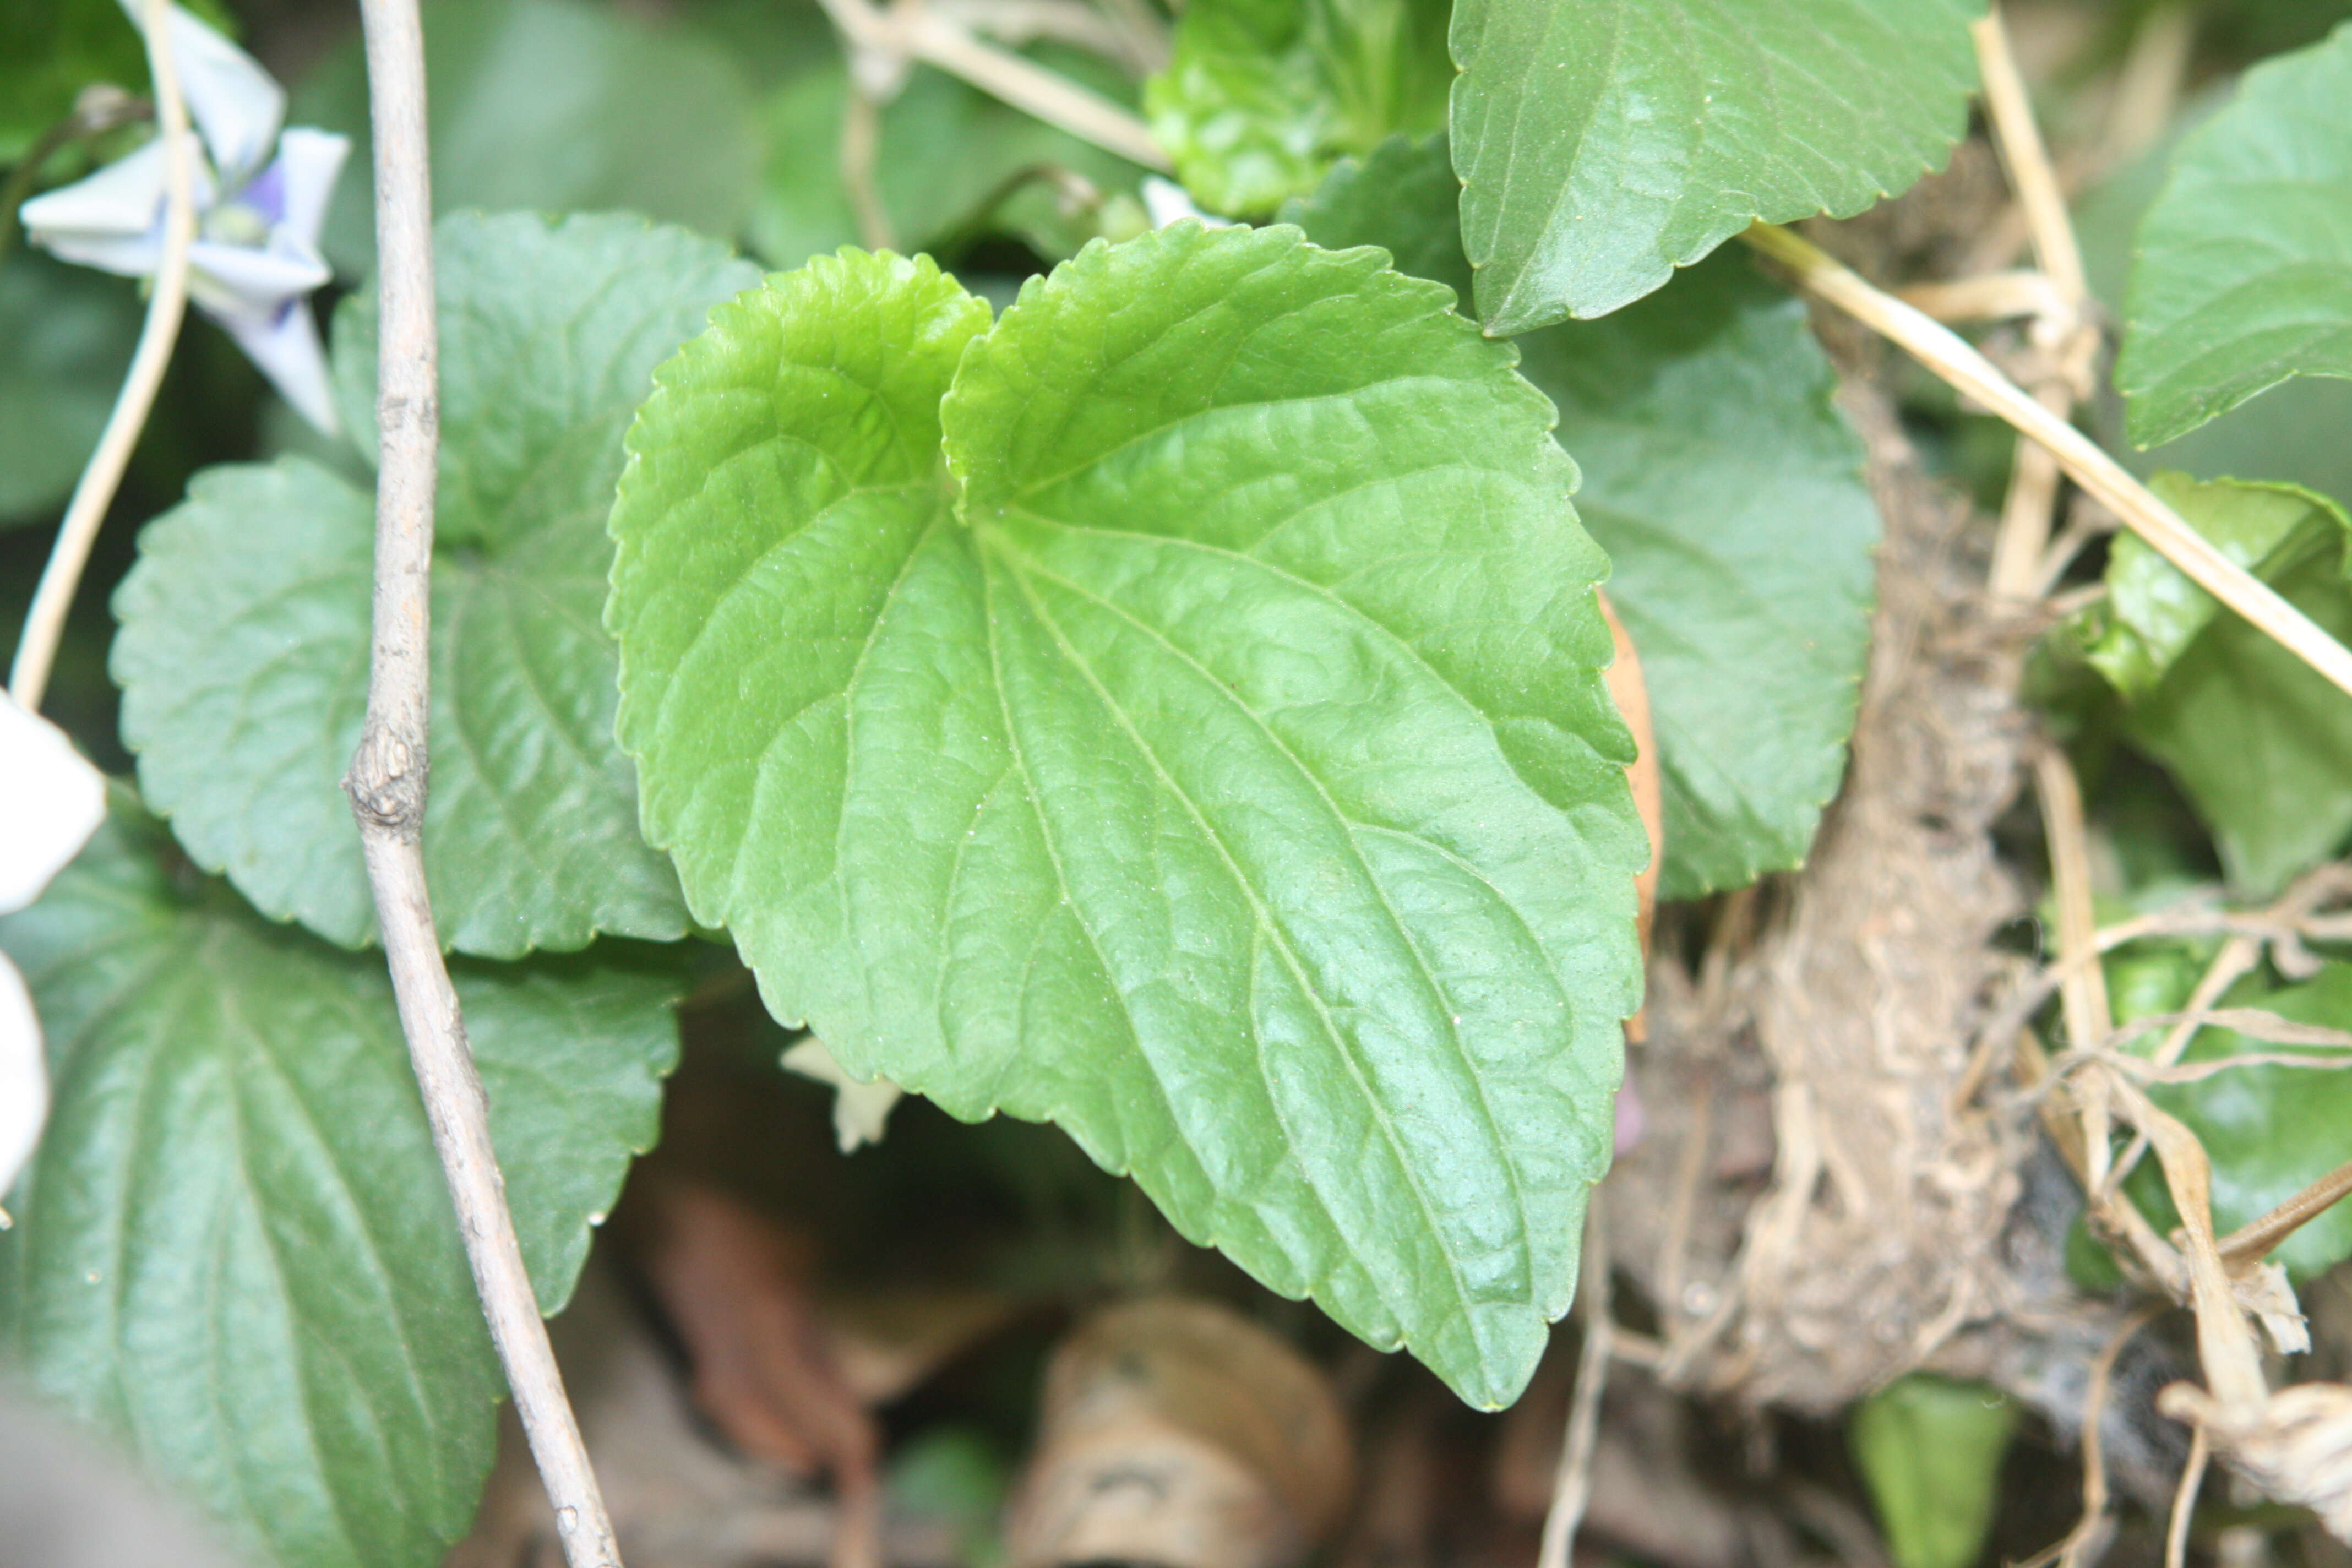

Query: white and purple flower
[19,2,350,434]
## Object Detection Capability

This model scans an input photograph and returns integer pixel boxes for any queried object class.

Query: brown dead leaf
[1598,588,1663,976]
[631,1178,884,1568]
[1004,1297,1354,1568]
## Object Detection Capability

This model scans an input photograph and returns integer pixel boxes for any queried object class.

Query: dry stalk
[8,0,195,712]
[1742,222,2352,701]
[2168,1423,2212,1568]
[813,0,1167,169]
[348,3,621,1565]
[1536,1206,1613,1568]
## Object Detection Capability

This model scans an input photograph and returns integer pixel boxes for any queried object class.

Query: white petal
[187,236,330,319]
[21,132,217,278]
[781,1038,903,1153]
[134,2,287,182]
[270,128,350,249]
[1141,176,1233,229]
[214,296,341,437]
[0,954,49,1205]
[0,693,107,916]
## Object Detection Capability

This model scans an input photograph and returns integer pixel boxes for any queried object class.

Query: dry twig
[8,0,194,712]
[1536,1206,1613,1568]
[347,3,621,1564]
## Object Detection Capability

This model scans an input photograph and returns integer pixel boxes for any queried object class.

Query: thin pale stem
[1744,223,2352,701]
[1536,1205,1612,1568]
[7,2,194,713]
[347,3,621,1565]
[1973,9,2087,301]
[2218,1155,2352,1268]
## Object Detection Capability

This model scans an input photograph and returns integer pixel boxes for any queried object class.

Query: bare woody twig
[1744,222,2352,703]
[7,0,194,714]
[347,4,621,1566]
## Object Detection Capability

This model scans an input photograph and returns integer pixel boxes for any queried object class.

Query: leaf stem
[6,5,193,714]
[346,4,622,1566]
[1743,222,2352,703]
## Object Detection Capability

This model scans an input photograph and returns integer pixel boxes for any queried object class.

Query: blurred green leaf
[1850,1376,2016,1568]
[2086,476,2352,894]
[608,234,1646,1408]
[1146,0,1450,215]
[2118,24,2352,447]
[0,254,139,524]
[294,0,763,273]
[0,805,678,1568]
[2082,472,2349,696]
[1287,139,1878,899]
[113,213,758,956]
[748,52,1145,269]
[0,0,228,162]
[2130,963,2352,1278]
[1452,0,1981,330]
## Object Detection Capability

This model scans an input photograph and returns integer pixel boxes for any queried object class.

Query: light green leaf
[293,0,763,274]
[0,806,678,1568]
[2133,964,2352,1278]
[2088,476,2352,893]
[749,53,1146,269]
[113,213,757,956]
[1850,1376,2017,1568]
[608,231,1647,1407]
[1287,139,1878,898]
[0,254,139,524]
[2119,24,2352,448]
[1451,0,1981,331]
[1146,0,1451,215]
[2083,472,2350,695]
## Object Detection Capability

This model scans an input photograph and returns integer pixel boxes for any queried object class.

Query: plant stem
[1744,222,2352,703]
[7,10,192,714]
[346,3,621,1565]
[1535,1204,1611,1568]
[2218,1155,2352,1268]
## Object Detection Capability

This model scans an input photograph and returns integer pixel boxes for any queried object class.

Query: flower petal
[17,134,214,277]
[269,128,350,250]
[0,694,107,916]
[215,296,341,436]
[127,1,287,182]
[0,952,48,1204]
[187,236,331,319]
[781,1038,902,1153]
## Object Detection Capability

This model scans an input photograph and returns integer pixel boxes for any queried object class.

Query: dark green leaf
[0,807,678,1568]
[113,213,758,956]
[1451,0,1981,330]
[1146,0,1450,215]
[608,232,1647,1407]
[1287,140,1878,897]
[0,254,139,524]
[748,53,1146,269]
[2118,24,2352,447]
[293,0,763,274]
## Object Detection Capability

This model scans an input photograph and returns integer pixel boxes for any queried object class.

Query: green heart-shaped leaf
[0,805,679,1568]
[607,228,1647,1406]
[113,213,760,957]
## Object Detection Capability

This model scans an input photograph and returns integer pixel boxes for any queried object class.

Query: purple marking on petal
[238,157,287,226]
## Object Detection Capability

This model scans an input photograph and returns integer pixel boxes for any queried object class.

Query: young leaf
[293,0,764,274]
[1451,0,1981,331]
[2086,475,2352,893]
[2083,472,2350,696]
[1146,0,1451,215]
[2133,964,2352,1278]
[2117,24,2352,448]
[0,808,678,1568]
[608,230,1648,1408]
[1287,139,1879,899]
[113,213,758,957]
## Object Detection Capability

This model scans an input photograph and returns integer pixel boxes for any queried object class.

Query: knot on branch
[377,391,439,440]
[344,721,426,834]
